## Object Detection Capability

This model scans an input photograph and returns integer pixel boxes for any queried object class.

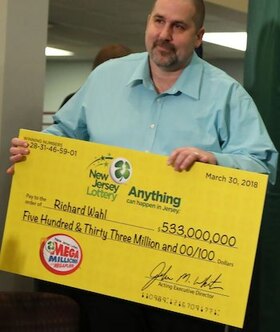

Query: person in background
[7,0,278,331]
[59,43,133,108]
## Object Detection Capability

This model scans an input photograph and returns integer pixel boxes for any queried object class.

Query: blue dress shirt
[44,52,278,184]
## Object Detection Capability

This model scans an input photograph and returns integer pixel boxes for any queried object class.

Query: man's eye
[154,18,164,24]
[174,24,185,31]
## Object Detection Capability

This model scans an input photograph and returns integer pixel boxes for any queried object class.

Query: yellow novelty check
[0,129,268,328]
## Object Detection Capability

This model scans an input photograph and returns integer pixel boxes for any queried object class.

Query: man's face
[145,0,204,71]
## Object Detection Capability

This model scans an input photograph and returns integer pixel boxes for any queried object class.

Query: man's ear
[195,26,205,48]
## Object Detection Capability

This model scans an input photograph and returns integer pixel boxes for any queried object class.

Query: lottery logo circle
[40,234,82,275]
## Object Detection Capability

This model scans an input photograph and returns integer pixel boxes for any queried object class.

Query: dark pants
[35,280,225,332]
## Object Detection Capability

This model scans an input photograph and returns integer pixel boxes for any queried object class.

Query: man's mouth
[154,41,175,53]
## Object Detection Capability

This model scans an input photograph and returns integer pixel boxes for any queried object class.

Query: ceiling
[47,0,248,61]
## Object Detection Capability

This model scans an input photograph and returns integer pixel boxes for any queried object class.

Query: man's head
[93,44,132,69]
[145,0,205,71]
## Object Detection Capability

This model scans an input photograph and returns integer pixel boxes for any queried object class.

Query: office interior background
[1,1,280,331]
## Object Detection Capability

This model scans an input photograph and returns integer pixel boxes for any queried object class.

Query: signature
[141,261,173,290]
[141,261,224,292]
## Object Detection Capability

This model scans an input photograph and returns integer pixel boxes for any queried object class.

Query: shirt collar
[127,52,203,99]
[127,52,153,89]
[173,53,203,99]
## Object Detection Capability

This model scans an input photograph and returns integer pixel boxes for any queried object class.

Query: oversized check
[0,129,268,328]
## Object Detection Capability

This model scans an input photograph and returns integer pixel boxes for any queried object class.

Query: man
[7,0,278,331]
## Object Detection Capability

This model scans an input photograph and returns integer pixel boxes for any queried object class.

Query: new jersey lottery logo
[109,158,132,184]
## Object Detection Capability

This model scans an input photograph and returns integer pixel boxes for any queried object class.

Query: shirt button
[149,124,155,129]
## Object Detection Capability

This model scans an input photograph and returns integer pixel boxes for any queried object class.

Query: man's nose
[159,25,172,40]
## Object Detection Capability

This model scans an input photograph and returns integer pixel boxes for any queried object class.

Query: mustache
[153,40,175,52]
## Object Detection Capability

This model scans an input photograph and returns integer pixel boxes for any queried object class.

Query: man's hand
[6,138,30,175]
[167,147,217,171]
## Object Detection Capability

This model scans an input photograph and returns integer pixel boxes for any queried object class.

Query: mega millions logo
[40,234,82,275]
[86,154,132,202]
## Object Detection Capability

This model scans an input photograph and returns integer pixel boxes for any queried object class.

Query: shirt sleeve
[213,84,278,184]
[43,75,91,141]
